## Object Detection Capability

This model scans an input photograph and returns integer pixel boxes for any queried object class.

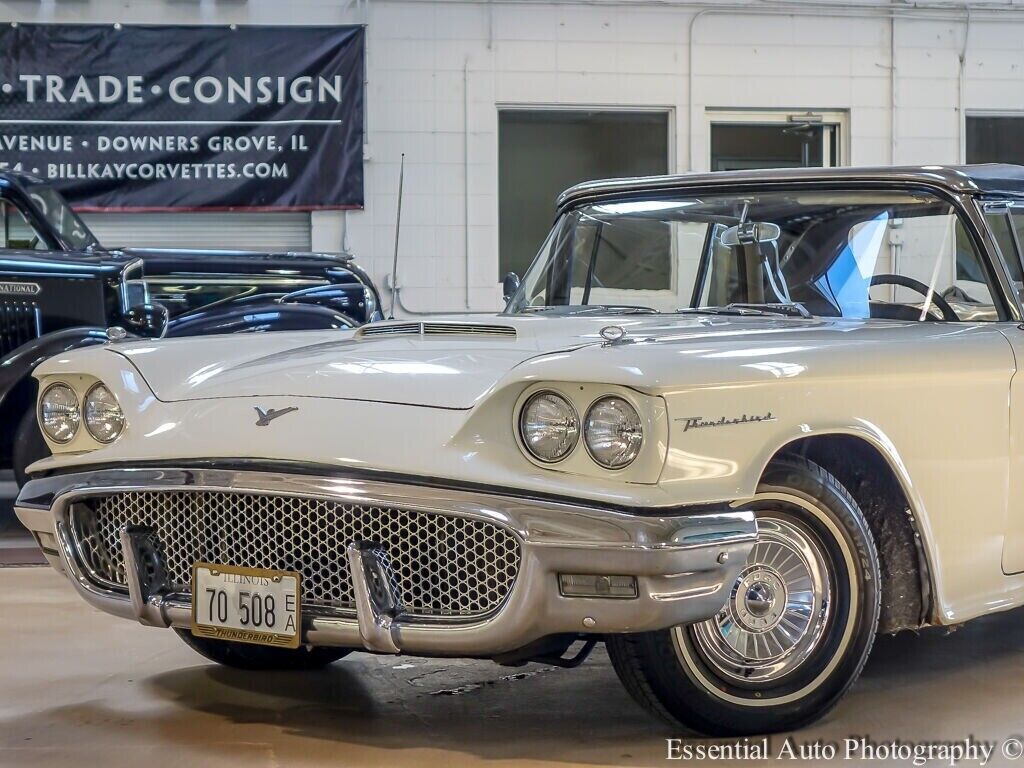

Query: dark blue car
[0,171,382,484]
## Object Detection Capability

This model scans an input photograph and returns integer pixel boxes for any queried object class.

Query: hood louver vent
[357,322,517,339]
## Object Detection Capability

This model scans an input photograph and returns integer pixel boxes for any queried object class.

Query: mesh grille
[70,491,520,618]
[0,300,42,358]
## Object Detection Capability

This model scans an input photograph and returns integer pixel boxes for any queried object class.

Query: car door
[983,202,1024,575]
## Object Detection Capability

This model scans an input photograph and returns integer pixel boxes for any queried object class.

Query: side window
[797,205,1002,322]
[1,201,46,250]
[984,210,1024,301]
[860,210,1001,321]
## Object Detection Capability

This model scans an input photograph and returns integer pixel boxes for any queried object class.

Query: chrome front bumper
[16,468,757,657]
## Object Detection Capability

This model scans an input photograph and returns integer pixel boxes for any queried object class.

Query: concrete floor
[3,569,1024,767]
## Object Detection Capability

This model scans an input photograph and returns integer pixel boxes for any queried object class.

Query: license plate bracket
[191,562,302,649]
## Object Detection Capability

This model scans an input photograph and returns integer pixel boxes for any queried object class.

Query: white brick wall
[5,0,1024,313]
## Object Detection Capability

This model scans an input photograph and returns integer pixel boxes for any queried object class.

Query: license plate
[191,563,301,649]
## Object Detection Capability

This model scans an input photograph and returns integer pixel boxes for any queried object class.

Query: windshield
[507,189,1001,321]
[26,185,98,251]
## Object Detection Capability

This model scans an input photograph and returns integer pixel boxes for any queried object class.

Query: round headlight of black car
[84,383,125,443]
[39,383,81,444]
[585,396,643,469]
[519,391,579,463]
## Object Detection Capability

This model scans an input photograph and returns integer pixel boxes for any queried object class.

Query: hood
[110,313,945,409]
[116,247,353,280]
[0,248,136,276]
[112,317,602,408]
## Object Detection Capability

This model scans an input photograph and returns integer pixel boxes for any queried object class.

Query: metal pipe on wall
[464,57,473,310]
[890,15,897,165]
[959,7,972,164]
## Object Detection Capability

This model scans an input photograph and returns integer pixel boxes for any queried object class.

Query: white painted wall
[3,0,1024,314]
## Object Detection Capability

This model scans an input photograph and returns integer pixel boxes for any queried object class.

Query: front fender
[164,301,355,337]
[278,282,375,324]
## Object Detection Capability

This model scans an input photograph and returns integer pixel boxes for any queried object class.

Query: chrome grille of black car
[70,491,521,618]
[0,300,42,359]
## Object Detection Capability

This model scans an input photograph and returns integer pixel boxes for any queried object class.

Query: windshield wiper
[728,302,812,318]
[521,304,660,316]
[675,303,812,318]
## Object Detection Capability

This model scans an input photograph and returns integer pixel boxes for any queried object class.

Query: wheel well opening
[772,435,932,633]
[0,376,37,469]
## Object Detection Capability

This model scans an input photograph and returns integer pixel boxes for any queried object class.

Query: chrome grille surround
[69,490,521,619]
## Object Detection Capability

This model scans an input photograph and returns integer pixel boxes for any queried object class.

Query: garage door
[80,212,312,251]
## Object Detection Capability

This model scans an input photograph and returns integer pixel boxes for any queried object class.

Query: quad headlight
[584,396,643,469]
[83,383,125,443]
[39,381,125,446]
[39,383,81,444]
[519,391,580,463]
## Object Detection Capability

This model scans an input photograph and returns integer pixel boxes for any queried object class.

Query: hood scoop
[356,321,517,339]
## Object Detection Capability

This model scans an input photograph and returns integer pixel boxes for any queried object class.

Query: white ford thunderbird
[18,164,1024,736]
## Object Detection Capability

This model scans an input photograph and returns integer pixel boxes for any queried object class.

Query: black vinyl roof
[557,164,1024,210]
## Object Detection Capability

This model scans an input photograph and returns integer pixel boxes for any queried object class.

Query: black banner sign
[0,24,365,210]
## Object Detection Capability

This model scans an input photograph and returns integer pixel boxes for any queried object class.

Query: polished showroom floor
[4,561,1024,768]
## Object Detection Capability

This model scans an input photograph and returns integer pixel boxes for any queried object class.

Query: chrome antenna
[388,153,405,320]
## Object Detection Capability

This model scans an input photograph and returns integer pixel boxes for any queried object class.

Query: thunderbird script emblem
[254,406,299,426]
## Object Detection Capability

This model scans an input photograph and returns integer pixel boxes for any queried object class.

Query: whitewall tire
[606,457,881,736]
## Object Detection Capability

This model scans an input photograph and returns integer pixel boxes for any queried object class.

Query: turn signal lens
[519,391,579,463]
[84,383,125,443]
[39,383,80,444]
[584,396,643,469]
[559,574,638,599]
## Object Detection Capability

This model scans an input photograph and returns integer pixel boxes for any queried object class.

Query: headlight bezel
[518,389,581,464]
[513,383,661,478]
[583,395,645,470]
[38,382,82,445]
[83,382,126,444]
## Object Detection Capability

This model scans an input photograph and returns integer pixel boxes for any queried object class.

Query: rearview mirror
[721,221,781,247]
[502,272,521,302]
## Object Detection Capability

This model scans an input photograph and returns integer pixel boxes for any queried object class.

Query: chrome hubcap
[690,515,832,684]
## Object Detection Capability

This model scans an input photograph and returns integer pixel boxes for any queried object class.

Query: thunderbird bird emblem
[254,406,299,426]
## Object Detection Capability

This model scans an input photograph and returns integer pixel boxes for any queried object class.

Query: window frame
[980,199,1024,312]
[496,104,675,283]
[0,195,51,252]
[705,109,849,172]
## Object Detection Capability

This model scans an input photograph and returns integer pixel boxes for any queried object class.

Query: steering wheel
[869,274,959,321]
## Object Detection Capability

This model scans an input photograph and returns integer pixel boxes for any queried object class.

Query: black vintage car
[0,171,382,484]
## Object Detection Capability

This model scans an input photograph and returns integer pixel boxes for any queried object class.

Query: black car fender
[278,282,381,324]
[164,300,356,337]
[0,327,108,463]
